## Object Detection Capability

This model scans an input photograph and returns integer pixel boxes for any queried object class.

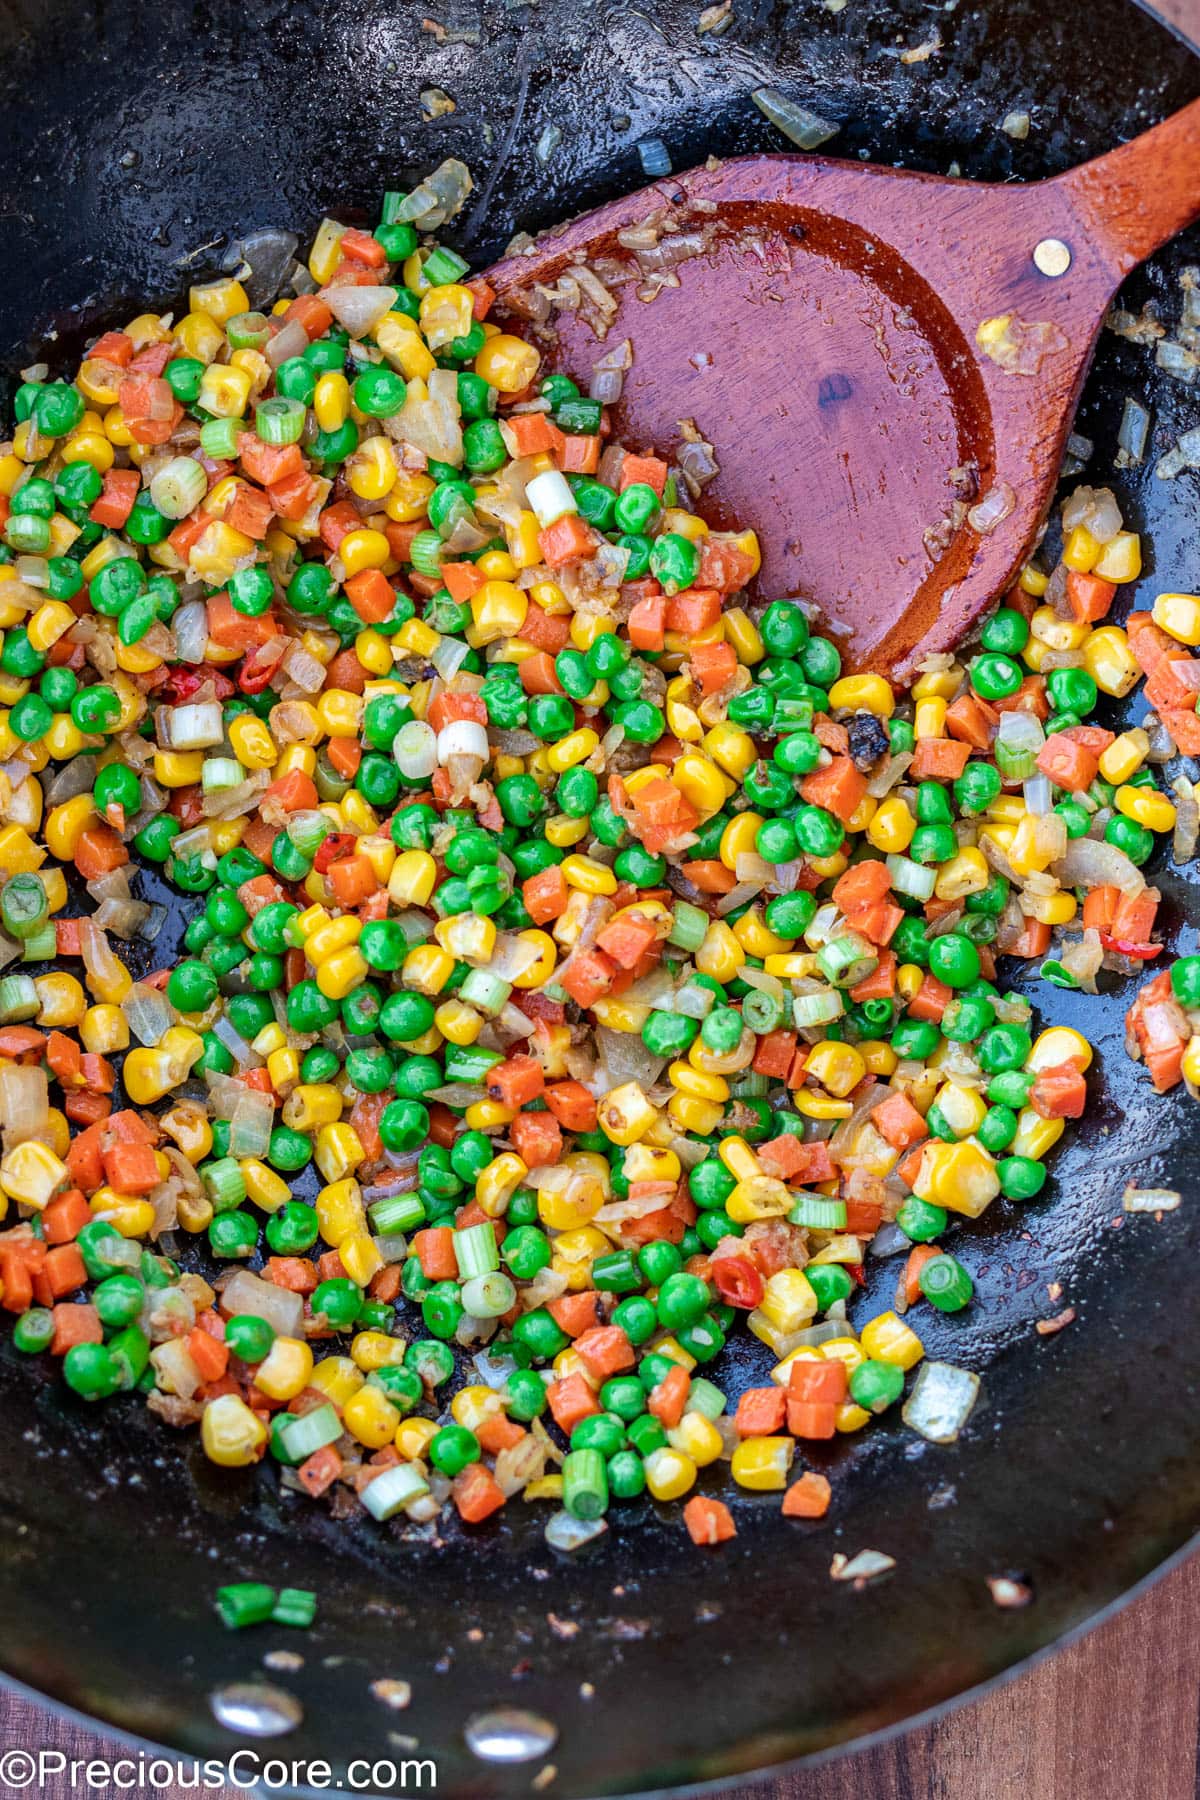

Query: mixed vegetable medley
[0,159,1195,1553]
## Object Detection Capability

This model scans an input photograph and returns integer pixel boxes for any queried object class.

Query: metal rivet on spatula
[464,1707,558,1763]
[210,1682,303,1737]
[1032,238,1072,277]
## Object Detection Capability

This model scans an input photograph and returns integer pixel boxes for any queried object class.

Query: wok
[0,0,1198,1793]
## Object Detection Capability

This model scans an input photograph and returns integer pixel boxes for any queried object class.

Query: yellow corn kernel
[474,333,540,393]
[1151,591,1200,647]
[703,722,756,781]
[474,1151,527,1218]
[596,1081,659,1147]
[189,275,248,325]
[695,920,745,984]
[315,1178,366,1248]
[722,605,763,665]
[543,728,598,776]
[465,1100,514,1134]
[669,751,726,817]
[914,1140,1000,1217]
[867,795,916,855]
[667,1091,724,1136]
[0,1140,67,1210]
[912,664,963,701]
[667,1411,724,1467]
[434,912,496,963]
[1025,889,1078,927]
[249,1336,313,1404]
[34,973,86,1029]
[1098,728,1149,785]
[315,946,368,1000]
[933,1080,988,1138]
[282,1084,343,1136]
[202,1393,268,1467]
[394,1416,437,1462]
[934,846,989,902]
[913,695,948,740]
[159,1102,213,1165]
[466,578,527,646]
[1018,561,1049,597]
[307,1357,365,1410]
[1062,523,1101,573]
[344,1229,385,1290]
[376,315,437,382]
[820,1336,867,1378]
[315,1124,365,1185]
[306,914,362,965]
[338,526,391,578]
[79,1004,129,1056]
[238,1158,290,1213]
[197,362,251,419]
[717,1136,761,1184]
[1116,784,1176,833]
[758,1269,818,1335]
[350,1331,407,1374]
[449,1385,504,1434]
[643,1447,699,1502]
[829,672,894,717]
[1092,530,1141,583]
[384,468,436,524]
[88,1190,155,1237]
[42,795,95,863]
[403,943,455,996]
[537,1169,604,1233]
[731,1436,794,1492]
[1031,605,1090,653]
[1182,1036,1200,1088]
[669,1062,730,1104]
[226,713,275,771]
[860,1310,925,1370]
[343,1384,402,1450]
[560,853,617,897]
[805,1040,867,1099]
[384,849,437,910]
[551,1224,609,1292]
[1028,1025,1092,1073]
[346,435,398,502]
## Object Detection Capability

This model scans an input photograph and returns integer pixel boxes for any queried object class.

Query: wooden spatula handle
[1056,95,1200,276]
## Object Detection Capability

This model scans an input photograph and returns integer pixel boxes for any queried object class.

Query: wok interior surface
[0,0,1199,1792]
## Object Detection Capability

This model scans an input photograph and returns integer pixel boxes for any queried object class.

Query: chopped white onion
[902,1361,980,1443]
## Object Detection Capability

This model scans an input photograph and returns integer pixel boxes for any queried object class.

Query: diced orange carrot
[782,1472,832,1518]
[1066,571,1117,623]
[595,909,662,971]
[89,468,141,528]
[297,1445,343,1497]
[207,590,278,651]
[522,864,570,925]
[1111,889,1159,945]
[558,948,617,1007]
[542,1081,597,1133]
[538,514,598,568]
[683,1496,737,1546]
[343,568,397,624]
[573,1326,636,1380]
[453,1462,507,1523]
[904,1242,941,1305]
[547,1373,601,1434]
[787,1400,838,1439]
[1030,1061,1088,1119]
[1082,885,1119,935]
[224,485,274,540]
[261,769,319,814]
[261,1256,318,1294]
[510,1111,563,1169]
[547,1291,604,1338]
[101,1141,160,1196]
[327,853,379,907]
[690,639,738,695]
[944,692,998,749]
[440,560,486,603]
[1160,708,1200,755]
[412,1227,458,1282]
[758,1138,834,1184]
[476,1414,527,1455]
[627,592,668,652]
[908,973,954,1021]
[734,1386,788,1436]
[832,859,892,915]
[286,294,334,339]
[1037,732,1099,792]
[849,950,896,1002]
[74,826,129,880]
[238,436,303,486]
[516,600,571,654]
[486,1054,545,1109]
[558,432,600,474]
[325,737,362,782]
[1005,917,1052,960]
[665,588,722,634]
[799,755,868,825]
[630,776,699,853]
[909,737,971,780]
[647,1364,690,1428]
[518,650,564,695]
[789,1360,847,1403]
[41,1190,90,1244]
[871,1089,928,1149]
[618,454,668,495]
[683,859,737,894]
[50,1303,103,1355]
[187,1325,230,1382]
[504,412,562,457]
[338,226,387,267]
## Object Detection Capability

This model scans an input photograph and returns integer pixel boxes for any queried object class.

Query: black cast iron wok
[0,0,1199,1792]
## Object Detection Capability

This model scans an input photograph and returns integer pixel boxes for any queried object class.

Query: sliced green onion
[918,1253,974,1313]
[454,1220,500,1280]
[792,988,844,1029]
[19,922,56,963]
[1039,959,1080,989]
[461,1271,516,1317]
[562,1447,608,1520]
[199,417,243,460]
[255,396,306,446]
[368,1192,427,1235]
[423,245,470,284]
[0,974,40,1023]
[885,853,937,902]
[201,756,245,794]
[685,1377,726,1421]
[216,1582,276,1629]
[226,310,271,351]
[287,809,332,857]
[668,901,709,953]
[816,934,877,988]
[276,1403,342,1464]
[741,987,784,1033]
[361,1461,429,1521]
[788,1195,848,1230]
[271,1587,318,1628]
[201,1157,248,1213]
[408,529,443,578]
[149,455,207,520]
[459,969,512,1015]
[1,873,48,941]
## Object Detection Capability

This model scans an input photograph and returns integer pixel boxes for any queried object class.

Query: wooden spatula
[485,100,1200,681]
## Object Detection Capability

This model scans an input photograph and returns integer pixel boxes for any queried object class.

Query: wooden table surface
[3,0,1198,1793]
